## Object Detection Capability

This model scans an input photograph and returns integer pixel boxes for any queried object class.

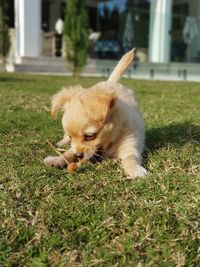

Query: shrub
[64,0,88,76]
[0,0,11,71]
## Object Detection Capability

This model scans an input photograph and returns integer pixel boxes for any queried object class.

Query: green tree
[0,0,11,71]
[64,0,88,76]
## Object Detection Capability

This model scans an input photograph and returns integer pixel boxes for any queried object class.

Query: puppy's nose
[75,153,84,159]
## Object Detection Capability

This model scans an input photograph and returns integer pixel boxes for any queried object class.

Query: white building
[6,0,200,78]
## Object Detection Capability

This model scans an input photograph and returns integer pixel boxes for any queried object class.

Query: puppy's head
[60,86,116,160]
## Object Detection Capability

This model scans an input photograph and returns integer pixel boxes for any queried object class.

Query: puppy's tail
[107,49,135,83]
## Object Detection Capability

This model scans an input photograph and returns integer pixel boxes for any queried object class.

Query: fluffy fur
[44,49,147,178]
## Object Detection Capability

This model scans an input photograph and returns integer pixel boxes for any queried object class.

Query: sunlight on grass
[0,73,199,266]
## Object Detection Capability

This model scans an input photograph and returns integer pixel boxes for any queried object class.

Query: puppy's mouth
[90,148,103,163]
[78,147,103,163]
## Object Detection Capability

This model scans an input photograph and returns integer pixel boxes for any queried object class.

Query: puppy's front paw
[44,156,67,168]
[122,157,147,179]
[132,165,147,178]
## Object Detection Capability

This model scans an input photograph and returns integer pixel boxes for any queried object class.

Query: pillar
[15,0,41,59]
[148,0,172,63]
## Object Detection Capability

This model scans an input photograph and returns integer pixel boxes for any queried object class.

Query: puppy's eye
[84,133,97,141]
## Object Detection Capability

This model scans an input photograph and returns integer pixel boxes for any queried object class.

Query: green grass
[0,73,199,267]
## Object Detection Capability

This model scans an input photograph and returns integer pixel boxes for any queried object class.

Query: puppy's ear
[109,93,116,109]
[51,86,83,119]
[97,92,117,121]
[95,91,116,110]
[100,91,116,110]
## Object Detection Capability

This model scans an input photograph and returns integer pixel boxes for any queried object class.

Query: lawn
[0,73,199,266]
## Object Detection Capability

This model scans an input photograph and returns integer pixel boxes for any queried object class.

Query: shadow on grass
[145,121,200,153]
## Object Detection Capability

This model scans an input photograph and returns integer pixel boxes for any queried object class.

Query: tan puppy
[44,49,147,178]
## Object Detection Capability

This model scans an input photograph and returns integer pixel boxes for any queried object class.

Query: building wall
[49,0,64,31]
[41,0,200,63]
[173,0,200,61]
[10,0,200,63]
[174,0,200,17]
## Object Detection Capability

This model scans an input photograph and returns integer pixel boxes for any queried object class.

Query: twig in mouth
[47,140,70,165]
[47,140,84,173]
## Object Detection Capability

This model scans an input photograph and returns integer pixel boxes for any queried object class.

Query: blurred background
[2,0,200,80]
